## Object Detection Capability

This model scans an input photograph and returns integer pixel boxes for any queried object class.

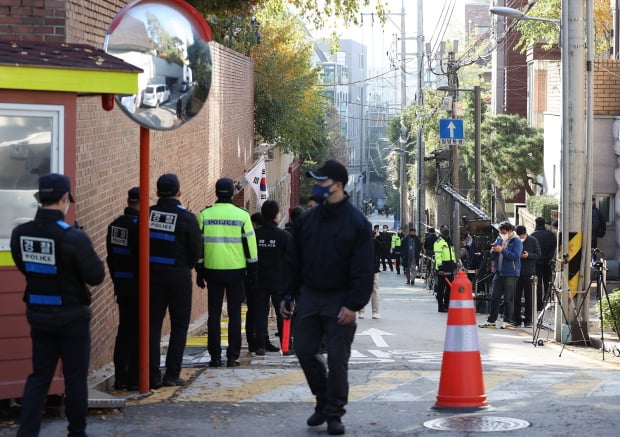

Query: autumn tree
[251,0,329,157]
[512,0,612,56]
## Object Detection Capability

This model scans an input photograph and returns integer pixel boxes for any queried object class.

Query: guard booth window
[0,104,63,251]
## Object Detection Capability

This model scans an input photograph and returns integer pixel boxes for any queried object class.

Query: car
[142,84,170,108]
[179,82,189,92]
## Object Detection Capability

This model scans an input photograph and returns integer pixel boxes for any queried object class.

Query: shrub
[596,289,620,337]
[526,195,558,223]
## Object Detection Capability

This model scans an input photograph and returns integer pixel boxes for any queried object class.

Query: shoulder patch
[56,220,71,230]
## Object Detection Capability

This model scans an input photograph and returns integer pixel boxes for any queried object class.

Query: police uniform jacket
[282,195,374,311]
[10,208,105,309]
[255,221,291,287]
[391,233,402,255]
[106,206,139,297]
[433,236,456,273]
[199,200,258,283]
[149,197,202,271]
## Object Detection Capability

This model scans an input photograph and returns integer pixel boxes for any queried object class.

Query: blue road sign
[439,119,464,145]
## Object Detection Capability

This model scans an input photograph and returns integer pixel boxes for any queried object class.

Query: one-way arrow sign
[356,328,394,347]
[439,118,464,145]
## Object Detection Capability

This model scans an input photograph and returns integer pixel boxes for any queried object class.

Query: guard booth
[0,41,140,400]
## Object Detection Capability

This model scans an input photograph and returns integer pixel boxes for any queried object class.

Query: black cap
[127,186,139,203]
[215,177,235,199]
[306,160,348,185]
[36,173,74,203]
[157,173,180,197]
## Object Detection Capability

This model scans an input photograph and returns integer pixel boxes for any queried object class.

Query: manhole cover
[423,416,530,432]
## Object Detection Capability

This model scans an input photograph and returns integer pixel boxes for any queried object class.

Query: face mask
[312,183,334,201]
[500,233,509,241]
[520,237,526,242]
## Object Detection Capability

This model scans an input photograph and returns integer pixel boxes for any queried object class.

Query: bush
[526,195,558,223]
[596,289,620,337]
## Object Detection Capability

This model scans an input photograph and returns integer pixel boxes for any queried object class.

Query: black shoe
[208,360,222,368]
[265,342,280,352]
[113,381,126,390]
[306,411,327,427]
[150,379,162,390]
[126,385,139,391]
[327,417,345,435]
[162,376,186,387]
[227,359,240,367]
[255,348,266,356]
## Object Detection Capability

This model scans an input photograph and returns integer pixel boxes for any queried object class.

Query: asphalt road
[2,261,620,436]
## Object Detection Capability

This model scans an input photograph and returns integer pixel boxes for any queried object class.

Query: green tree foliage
[479,114,543,198]
[251,1,328,156]
[513,0,612,56]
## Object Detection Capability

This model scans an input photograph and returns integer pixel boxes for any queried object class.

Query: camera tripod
[563,249,620,360]
[532,258,573,348]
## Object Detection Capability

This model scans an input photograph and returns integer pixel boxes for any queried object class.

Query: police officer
[391,228,403,274]
[197,178,258,368]
[11,173,105,437]
[434,228,457,312]
[149,174,202,389]
[250,200,290,354]
[106,187,140,390]
[281,160,374,435]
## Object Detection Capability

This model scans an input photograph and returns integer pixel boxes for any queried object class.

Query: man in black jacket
[530,217,557,311]
[281,160,373,435]
[249,200,291,355]
[106,187,140,391]
[149,174,202,388]
[11,174,105,437]
[513,226,541,327]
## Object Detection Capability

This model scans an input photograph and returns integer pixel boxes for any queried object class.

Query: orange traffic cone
[433,271,490,411]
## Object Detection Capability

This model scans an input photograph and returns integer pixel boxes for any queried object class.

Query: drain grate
[423,415,530,432]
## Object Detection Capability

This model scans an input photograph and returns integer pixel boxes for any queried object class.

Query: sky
[308,0,472,106]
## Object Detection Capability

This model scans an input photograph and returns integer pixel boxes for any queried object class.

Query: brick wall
[0,0,67,42]
[75,41,255,371]
[594,60,620,115]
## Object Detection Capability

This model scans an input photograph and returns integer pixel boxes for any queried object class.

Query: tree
[251,1,328,156]
[513,0,612,56]
[479,114,543,199]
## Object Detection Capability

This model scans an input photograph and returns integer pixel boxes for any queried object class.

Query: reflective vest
[199,202,258,270]
[433,236,456,270]
[391,233,402,252]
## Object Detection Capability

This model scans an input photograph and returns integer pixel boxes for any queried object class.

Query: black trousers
[18,306,91,437]
[207,280,244,361]
[113,294,139,387]
[514,274,535,325]
[380,251,393,270]
[293,287,356,419]
[535,263,552,311]
[149,269,192,382]
[247,286,281,351]
[435,273,453,310]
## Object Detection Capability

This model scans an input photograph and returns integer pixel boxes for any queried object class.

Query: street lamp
[491,3,588,343]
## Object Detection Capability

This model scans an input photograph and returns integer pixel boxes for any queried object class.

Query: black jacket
[10,208,105,307]
[530,225,557,266]
[520,235,541,276]
[255,221,291,287]
[106,206,139,296]
[149,197,202,271]
[283,195,374,311]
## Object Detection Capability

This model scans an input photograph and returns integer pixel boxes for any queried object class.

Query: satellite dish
[104,0,212,130]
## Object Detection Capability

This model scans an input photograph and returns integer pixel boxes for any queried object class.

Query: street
[2,266,620,436]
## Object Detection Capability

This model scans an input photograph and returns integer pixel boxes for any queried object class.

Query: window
[0,104,63,250]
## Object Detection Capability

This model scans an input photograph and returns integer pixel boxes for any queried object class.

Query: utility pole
[399,0,408,228]
[447,50,460,245]
[415,0,425,233]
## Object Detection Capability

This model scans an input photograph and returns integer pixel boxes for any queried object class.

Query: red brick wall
[0,0,67,43]
[593,60,620,115]
[74,42,255,371]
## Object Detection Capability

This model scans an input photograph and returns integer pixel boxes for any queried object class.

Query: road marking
[357,328,394,347]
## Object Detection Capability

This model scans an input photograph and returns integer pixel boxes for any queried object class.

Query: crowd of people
[9,159,604,436]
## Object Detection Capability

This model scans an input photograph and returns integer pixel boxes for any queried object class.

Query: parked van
[142,84,170,108]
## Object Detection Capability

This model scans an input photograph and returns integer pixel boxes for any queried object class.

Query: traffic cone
[433,271,490,411]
